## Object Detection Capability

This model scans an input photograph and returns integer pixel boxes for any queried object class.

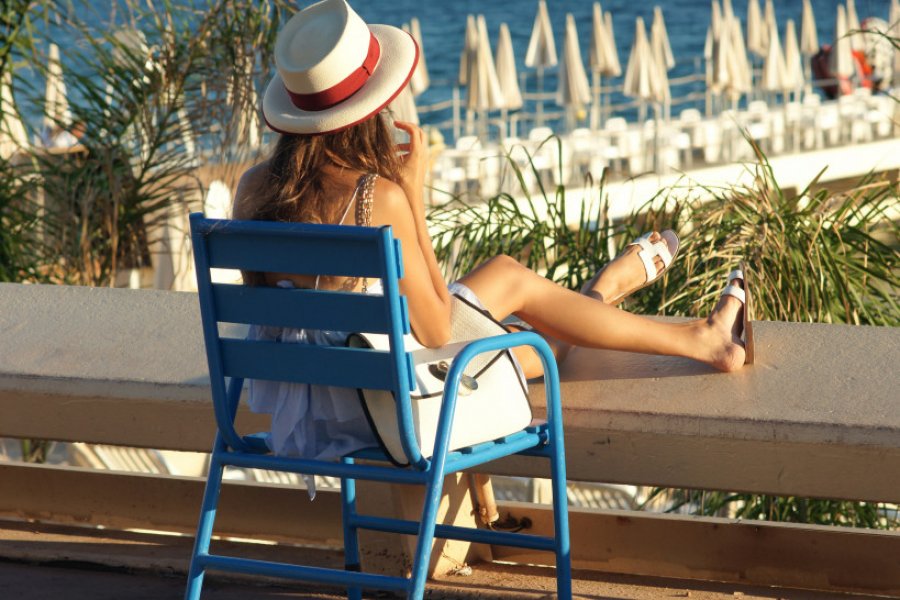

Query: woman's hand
[393,121,429,211]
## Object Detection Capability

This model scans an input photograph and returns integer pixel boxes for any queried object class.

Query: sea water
[16,0,897,134]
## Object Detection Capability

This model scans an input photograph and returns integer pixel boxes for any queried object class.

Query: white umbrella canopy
[846,0,864,52]
[44,43,72,133]
[746,0,765,57]
[800,0,819,56]
[557,13,592,115]
[762,0,775,49]
[495,23,523,111]
[722,0,735,23]
[710,0,723,38]
[0,71,29,160]
[623,17,657,102]
[726,18,753,99]
[891,0,900,88]
[783,19,804,93]
[649,29,672,108]
[590,2,609,74]
[466,15,504,113]
[525,0,558,70]
[233,53,261,151]
[458,14,478,87]
[707,1,731,93]
[389,83,419,125]
[704,1,721,76]
[525,0,557,127]
[651,6,675,71]
[761,15,789,92]
[603,12,623,77]
[830,4,854,79]
[408,18,430,96]
[589,3,616,129]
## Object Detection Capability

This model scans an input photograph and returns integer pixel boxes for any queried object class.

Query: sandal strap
[728,268,744,285]
[628,234,658,282]
[652,240,673,266]
[636,246,657,282]
[722,283,746,304]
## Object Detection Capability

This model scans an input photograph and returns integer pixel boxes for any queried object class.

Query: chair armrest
[427,331,564,466]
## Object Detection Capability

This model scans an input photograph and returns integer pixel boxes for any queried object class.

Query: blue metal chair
[185,213,571,599]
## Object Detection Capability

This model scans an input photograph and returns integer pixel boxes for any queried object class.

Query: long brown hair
[253,113,403,225]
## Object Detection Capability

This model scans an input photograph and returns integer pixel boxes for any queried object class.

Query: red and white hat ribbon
[286,33,381,112]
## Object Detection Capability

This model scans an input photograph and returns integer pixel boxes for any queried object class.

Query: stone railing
[0,282,898,595]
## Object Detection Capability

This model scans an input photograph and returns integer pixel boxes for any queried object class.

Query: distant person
[812,18,894,99]
[41,121,85,153]
[233,0,752,461]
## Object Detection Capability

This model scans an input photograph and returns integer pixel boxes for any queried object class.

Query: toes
[653,255,664,274]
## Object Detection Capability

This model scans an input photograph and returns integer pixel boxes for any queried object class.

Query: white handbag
[347,293,533,466]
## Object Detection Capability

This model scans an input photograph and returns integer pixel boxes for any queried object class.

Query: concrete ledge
[0,283,898,501]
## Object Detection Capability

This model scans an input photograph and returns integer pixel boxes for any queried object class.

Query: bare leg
[457,255,745,378]
[503,232,671,373]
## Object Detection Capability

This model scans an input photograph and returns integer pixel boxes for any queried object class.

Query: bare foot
[692,279,747,372]
[582,232,670,304]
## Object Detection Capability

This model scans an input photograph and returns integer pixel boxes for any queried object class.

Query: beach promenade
[0,283,898,597]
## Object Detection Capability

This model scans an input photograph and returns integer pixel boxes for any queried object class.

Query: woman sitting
[232,0,751,464]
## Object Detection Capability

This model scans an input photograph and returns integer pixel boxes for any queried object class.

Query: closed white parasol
[458,14,478,87]
[783,19,805,98]
[409,17,430,96]
[830,5,854,80]
[44,43,72,138]
[495,22,523,137]
[0,71,29,160]
[651,6,675,71]
[557,13,592,130]
[800,0,819,56]
[604,11,622,77]
[525,0,558,126]
[846,0,864,52]
[761,14,789,93]
[496,23,523,111]
[746,0,765,58]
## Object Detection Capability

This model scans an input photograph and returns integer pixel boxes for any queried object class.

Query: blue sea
[23,0,900,134]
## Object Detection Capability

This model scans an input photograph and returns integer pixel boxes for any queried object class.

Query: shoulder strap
[355,173,377,227]
[337,175,366,226]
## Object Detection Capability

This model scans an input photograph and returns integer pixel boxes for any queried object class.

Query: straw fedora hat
[262,0,418,135]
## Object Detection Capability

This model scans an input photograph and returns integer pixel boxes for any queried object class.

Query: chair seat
[238,421,552,475]
[349,421,551,470]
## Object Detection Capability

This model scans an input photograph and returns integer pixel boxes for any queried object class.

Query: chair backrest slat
[220,338,397,390]
[202,223,387,278]
[213,283,391,333]
[191,214,419,464]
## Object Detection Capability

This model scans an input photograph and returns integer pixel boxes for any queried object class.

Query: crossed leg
[457,254,746,377]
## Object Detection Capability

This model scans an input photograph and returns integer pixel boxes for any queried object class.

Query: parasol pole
[536,65,544,127]
[591,70,602,130]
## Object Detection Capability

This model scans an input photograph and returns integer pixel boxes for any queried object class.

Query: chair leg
[550,440,572,600]
[340,457,362,600]
[408,467,447,599]
[185,438,227,600]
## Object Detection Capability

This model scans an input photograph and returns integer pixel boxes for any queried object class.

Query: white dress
[246,279,382,466]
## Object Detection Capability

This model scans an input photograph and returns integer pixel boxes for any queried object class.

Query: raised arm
[370,122,451,348]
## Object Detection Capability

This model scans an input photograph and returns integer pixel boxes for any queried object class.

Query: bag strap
[354,173,377,293]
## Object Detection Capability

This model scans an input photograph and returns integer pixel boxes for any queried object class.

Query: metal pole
[452,87,461,142]
[536,66,544,127]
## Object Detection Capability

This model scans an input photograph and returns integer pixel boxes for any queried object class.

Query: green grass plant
[427,138,899,529]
